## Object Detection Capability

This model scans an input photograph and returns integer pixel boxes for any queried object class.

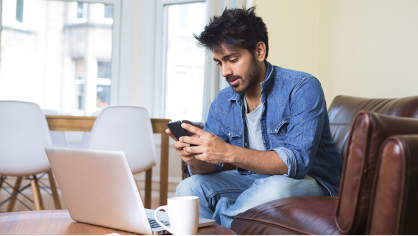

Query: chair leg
[47,171,62,209]
[145,168,152,209]
[30,176,45,210]
[0,176,4,193]
[6,177,23,212]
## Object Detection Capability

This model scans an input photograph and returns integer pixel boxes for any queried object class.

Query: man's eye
[230,59,238,63]
[217,62,222,66]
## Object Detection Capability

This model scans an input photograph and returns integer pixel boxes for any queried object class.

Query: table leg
[144,168,152,208]
[159,123,169,206]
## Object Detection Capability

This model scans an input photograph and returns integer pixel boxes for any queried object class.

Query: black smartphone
[167,121,191,141]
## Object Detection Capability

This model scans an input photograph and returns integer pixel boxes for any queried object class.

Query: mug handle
[154,205,172,234]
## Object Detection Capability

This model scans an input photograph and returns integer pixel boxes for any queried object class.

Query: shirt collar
[229,61,274,105]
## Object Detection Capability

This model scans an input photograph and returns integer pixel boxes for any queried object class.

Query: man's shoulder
[272,65,316,81]
[270,65,321,92]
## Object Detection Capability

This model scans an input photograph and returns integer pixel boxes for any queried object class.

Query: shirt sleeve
[271,77,326,179]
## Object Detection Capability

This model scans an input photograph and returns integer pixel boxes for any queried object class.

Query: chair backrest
[42,109,69,147]
[328,95,418,159]
[87,106,156,174]
[79,110,102,149]
[0,101,52,176]
[367,135,418,235]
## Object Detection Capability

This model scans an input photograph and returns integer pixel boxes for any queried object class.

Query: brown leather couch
[181,95,418,234]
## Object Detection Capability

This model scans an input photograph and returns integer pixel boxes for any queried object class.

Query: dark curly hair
[194,6,269,59]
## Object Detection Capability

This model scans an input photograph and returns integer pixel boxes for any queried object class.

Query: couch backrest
[327,95,418,160]
[330,96,418,234]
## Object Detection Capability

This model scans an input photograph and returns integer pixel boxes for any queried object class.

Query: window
[1,0,30,30]
[76,2,88,20]
[157,1,206,121]
[96,61,111,108]
[16,0,24,23]
[73,58,85,112]
[0,0,120,116]
[104,4,113,19]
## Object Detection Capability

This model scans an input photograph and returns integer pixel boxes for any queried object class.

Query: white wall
[255,0,418,105]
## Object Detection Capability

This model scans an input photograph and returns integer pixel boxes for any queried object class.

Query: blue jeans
[175,170,326,228]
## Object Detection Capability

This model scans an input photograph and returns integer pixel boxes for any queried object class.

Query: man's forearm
[189,161,217,175]
[226,144,288,175]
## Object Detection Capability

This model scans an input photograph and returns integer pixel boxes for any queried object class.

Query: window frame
[153,0,205,119]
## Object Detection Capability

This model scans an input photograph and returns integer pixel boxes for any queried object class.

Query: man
[166,7,343,228]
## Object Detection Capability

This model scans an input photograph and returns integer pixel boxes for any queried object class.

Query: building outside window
[0,0,115,116]
[104,4,113,19]
[96,61,111,108]
[16,0,25,23]
[76,2,88,20]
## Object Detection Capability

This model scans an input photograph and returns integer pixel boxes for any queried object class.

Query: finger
[165,128,178,141]
[181,123,207,136]
[183,146,201,154]
[179,136,201,146]
[174,141,190,150]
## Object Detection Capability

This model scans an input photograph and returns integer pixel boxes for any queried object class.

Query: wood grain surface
[0,210,236,235]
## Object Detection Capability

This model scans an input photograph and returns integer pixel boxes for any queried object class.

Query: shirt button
[279,132,282,135]
[228,133,231,136]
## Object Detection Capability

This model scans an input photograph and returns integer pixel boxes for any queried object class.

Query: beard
[226,54,261,93]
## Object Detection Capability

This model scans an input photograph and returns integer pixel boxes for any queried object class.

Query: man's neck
[245,61,267,113]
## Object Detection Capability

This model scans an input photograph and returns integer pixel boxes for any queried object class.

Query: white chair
[87,106,156,208]
[41,109,69,148]
[79,110,102,149]
[0,101,62,211]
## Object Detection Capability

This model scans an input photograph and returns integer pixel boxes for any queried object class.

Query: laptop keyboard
[148,218,170,228]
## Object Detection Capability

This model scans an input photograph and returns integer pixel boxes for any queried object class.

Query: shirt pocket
[221,127,243,146]
[267,118,290,146]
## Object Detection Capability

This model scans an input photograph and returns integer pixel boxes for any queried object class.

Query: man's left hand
[179,123,231,164]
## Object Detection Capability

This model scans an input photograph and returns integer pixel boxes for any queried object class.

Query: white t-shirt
[244,97,266,151]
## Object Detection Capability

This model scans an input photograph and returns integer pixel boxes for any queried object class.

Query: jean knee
[175,175,206,197]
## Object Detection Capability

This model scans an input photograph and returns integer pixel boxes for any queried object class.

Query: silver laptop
[45,147,215,235]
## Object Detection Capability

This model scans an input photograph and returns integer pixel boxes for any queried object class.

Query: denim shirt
[198,61,343,196]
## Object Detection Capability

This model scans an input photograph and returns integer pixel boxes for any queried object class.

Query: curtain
[201,0,253,122]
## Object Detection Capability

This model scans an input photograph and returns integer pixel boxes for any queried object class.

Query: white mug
[154,196,199,235]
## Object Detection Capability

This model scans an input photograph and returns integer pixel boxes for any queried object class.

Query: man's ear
[254,42,267,62]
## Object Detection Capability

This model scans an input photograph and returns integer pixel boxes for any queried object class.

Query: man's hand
[165,127,199,165]
[179,123,231,164]
[166,124,217,174]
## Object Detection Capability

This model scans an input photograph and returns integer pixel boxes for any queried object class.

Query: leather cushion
[231,197,340,235]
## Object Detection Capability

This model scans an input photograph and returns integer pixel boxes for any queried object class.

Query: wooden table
[0,210,236,235]
[45,115,171,208]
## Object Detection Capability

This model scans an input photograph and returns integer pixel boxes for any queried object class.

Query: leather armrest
[367,135,418,235]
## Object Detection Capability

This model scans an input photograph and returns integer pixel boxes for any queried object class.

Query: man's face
[213,46,261,93]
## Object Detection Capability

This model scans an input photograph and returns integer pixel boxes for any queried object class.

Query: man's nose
[221,64,233,78]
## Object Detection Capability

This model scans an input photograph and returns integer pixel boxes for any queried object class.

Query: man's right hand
[166,127,216,174]
[165,128,201,166]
